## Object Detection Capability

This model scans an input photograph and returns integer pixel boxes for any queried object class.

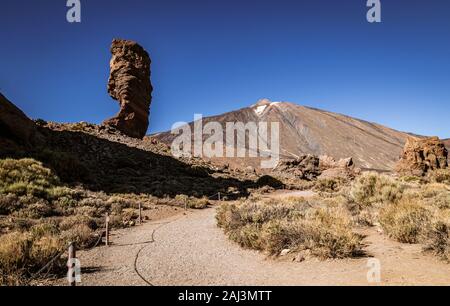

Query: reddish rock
[396,137,448,176]
[318,155,359,180]
[103,39,152,139]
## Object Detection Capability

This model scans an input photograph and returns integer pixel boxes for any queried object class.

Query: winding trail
[68,192,450,286]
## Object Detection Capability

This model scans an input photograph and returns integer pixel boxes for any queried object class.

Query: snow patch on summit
[255,105,267,115]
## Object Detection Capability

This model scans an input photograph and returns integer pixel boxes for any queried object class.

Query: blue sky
[0,0,449,137]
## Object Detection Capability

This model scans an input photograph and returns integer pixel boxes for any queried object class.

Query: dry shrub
[0,231,64,285]
[0,232,31,277]
[0,194,21,215]
[429,169,450,185]
[350,172,404,206]
[427,220,450,261]
[216,198,363,259]
[59,215,98,231]
[379,198,433,244]
[175,194,210,209]
[60,224,96,249]
[314,178,344,193]
[188,197,210,209]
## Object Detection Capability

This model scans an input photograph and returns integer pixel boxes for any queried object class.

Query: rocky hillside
[153,99,413,171]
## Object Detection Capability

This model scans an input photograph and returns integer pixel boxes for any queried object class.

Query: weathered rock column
[396,136,448,176]
[103,39,152,139]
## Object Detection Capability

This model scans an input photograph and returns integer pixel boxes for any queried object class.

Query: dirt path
[66,200,450,286]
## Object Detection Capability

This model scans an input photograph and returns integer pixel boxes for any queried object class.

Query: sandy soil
[55,193,450,286]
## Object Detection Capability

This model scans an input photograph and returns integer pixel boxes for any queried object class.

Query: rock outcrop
[103,39,152,139]
[318,155,360,179]
[0,93,43,150]
[275,154,360,181]
[275,155,321,180]
[396,137,448,176]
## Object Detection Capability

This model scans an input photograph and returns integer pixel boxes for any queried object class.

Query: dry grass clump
[379,198,433,243]
[216,198,363,259]
[350,172,405,206]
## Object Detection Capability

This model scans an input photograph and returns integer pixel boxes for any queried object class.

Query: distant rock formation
[396,137,448,176]
[0,93,43,149]
[318,155,360,179]
[103,39,152,139]
[275,154,359,180]
[275,155,321,180]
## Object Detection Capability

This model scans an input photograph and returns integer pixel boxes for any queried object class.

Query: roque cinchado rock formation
[396,136,448,176]
[103,39,152,139]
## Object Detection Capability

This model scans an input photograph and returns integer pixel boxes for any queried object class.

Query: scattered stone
[280,249,291,256]
[103,39,153,139]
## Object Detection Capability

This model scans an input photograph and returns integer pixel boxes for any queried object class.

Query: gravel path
[70,205,450,286]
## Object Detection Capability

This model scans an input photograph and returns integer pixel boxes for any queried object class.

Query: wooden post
[138,203,142,225]
[105,213,110,246]
[184,198,188,211]
[68,242,76,287]
[218,192,221,202]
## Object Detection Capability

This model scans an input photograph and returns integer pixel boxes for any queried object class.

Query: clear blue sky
[1,0,449,138]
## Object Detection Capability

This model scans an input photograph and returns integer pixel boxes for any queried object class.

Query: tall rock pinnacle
[103,39,153,139]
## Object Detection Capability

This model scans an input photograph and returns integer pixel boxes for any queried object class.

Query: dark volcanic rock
[103,39,152,139]
[396,137,448,176]
[0,93,43,149]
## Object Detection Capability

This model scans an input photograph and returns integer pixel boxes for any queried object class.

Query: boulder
[396,136,448,176]
[103,39,153,139]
